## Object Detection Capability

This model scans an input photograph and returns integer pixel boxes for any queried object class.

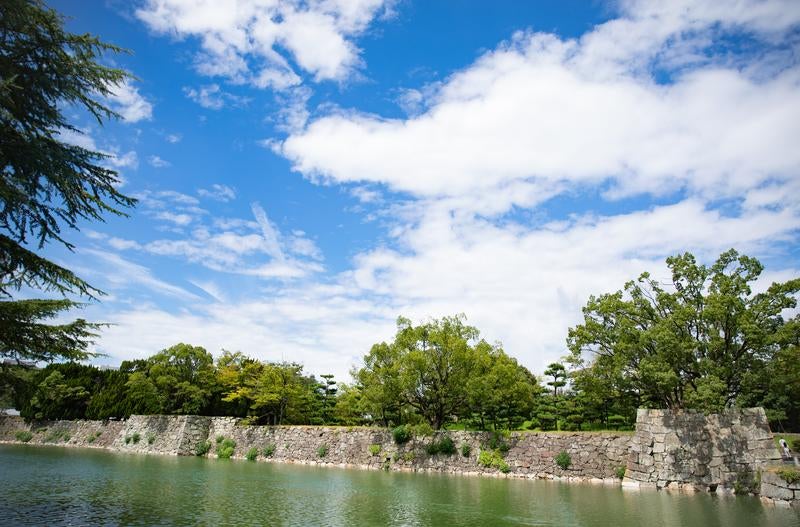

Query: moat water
[0,445,797,526]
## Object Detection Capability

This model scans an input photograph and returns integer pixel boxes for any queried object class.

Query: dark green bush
[15,430,33,443]
[246,447,259,461]
[131,432,141,444]
[216,435,224,444]
[392,425,412,445]
[217,438,236,459]
[263,444,276,457]
[195,440,211,456]
[461,443,471,457]
[426,435,456,456]
[615,466,626,479]
[124,435,132,444]
[555,451,571,470]
[147,433,156,445]
[486,431,509,453]
[317,444,329,458]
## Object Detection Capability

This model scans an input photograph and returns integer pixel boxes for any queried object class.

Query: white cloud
[280,0,800,210]
[184,84,251,110]
[108,80,153,122]
[198,184,236,202]
[82,249,200,301]
[135,0,395,88]
[148,155,171,168]
[166,133,183,143]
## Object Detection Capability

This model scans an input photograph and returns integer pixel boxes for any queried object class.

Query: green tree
[467,342,539,430]
[0,0,135,372]
[354,341,403,426]
[568,250,800,411]
[146,344,216,414]
[28,370,89,419]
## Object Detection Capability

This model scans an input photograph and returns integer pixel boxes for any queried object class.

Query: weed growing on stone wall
[615,466,626,480]
[382,458,391,471]
[485,431,510,453]
[411,423,434,437]
[124,435,131,444]
[478,449,509,473]
[246,447,259,461]
[86,431,102,443]
[369,444,382,456]
[15,430,33,442]
[45,430,69,443]
[217,438,236,459]
[317,444,329,458]
[392,425,412,444]
[195,440,211,456]
[402,451,415,462]
[777,468,800,485]
[461,444,471,457]
[131,432,141,444]
[147,433,156,445]
[263,444,276,457]
[555,451,571,470]
[426,435,456,456]
[216,435,224,444]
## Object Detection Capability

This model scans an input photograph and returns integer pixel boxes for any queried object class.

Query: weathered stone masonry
[0,408,793,506]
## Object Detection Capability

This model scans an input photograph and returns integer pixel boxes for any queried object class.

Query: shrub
[246,447,259,461]
[147,433,156,445]
[15,430,33,443]
[402,451,415,462]
[217,438,236,459]
[411,422,434,437]
[437,435,456,455]
[478,449,510,473]
[777,468,800,485]
[368,444,382,456]
[555,451,571,470]
[263,444,276,457]
[317,444,329,458]
[486,431,510,453]
[195,440,211,457]
[615,466,626,480]
[733,469,758,495]
[461,444,471,458]
[392,425,412,445]
[426,435,456,456]
[86,434,96,443]
[216,435,224,444]
[124,435,132,444]
[131,432,141,444]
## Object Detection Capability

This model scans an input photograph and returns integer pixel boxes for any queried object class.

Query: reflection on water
[0,445,797,526]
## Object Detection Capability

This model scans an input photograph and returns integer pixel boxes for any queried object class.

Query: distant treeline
[3,249,799,432]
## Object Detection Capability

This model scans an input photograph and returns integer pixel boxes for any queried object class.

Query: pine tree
[0,0,135,367]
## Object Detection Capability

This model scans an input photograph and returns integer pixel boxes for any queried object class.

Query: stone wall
[760,469,800,507]
[624,408,780,493]
[0,407,790,503]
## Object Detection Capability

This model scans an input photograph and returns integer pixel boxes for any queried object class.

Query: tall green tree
[567,250,800,411]
[0,0,135,371]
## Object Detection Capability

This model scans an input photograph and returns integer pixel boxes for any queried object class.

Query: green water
[0,445,797,526]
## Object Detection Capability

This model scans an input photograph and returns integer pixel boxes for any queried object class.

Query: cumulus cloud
[184,84,251,109]
[136,0,395,88]
[148,155,171,168]
[108,80,153,122]
[279,0,800,209]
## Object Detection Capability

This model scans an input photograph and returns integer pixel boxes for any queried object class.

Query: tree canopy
[567,249,800,412]
[0,0,135,368]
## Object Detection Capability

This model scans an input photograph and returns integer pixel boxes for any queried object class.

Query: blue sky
[42,0,800,380]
